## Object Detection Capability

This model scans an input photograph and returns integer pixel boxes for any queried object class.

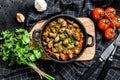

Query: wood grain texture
[30,18,96,61]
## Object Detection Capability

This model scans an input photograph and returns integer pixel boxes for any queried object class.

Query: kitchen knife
[97,34,120,80]
[78,35,120,80]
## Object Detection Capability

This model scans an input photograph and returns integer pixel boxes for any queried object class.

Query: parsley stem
[27,63,55,80]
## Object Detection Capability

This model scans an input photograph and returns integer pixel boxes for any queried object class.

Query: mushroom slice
[50,27,56,33]
[63,39,68,45]
[68,25,73,28]
[49,21,57,27]
[68,44,74,49]
[73,23,79,28]
[54,43,59,48]
[67,50,73,59]
[60,53,67,60]
[63,50,67,54]
[45,49,54,55]
[54,41,62,48]
[61,28,66,31]
[46,37,50,42]
[62,21,67,26]
[67,19,74,24]
[71,27,75,32]
[49,33,56,38]
[80,32,84,37]
[52,48,57,52]
[74,48,80,54]
[73,33,80,40]
[54,36,60,42]
[66,29,72,36]
[42,41,47,46]
[76,28,81,32]
[43,32,48,37]
[43,27,50,36]
[48,40,53,48]
[58,28,66,33]
[75,41,79,46]
[59,34,66,40]
[58,45,63,52]
[54,53,60,60]
[58,18,65,23]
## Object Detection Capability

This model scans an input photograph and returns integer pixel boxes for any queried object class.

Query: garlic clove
[16,13,25,23]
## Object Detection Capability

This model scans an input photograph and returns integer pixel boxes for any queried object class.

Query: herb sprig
[0,29,55,80]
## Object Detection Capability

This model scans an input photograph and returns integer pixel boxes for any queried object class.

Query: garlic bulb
[34,0,47,12]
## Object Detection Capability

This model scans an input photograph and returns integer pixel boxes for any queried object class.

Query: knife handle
[97,58,112,80]
[78,58,103,80]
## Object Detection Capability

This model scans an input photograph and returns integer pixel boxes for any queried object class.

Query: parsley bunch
[0,29,54,80]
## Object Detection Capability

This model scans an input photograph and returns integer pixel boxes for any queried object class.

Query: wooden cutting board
[30,17,96,61]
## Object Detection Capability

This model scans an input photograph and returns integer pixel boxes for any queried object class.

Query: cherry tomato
[104,28,115,39]
[105,7,116,19]
[98,19,110,30]
[92,8,105,20]
[111,17,120,28]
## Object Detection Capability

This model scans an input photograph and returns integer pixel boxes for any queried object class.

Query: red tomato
[111,17,120,28]
[105,7,116,19]
[104,28,115,39]
[98,19,110,30]
[92,8,105,20]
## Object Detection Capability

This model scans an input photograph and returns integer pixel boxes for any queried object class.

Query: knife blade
[100,42,114,60]
[79,34,120,80]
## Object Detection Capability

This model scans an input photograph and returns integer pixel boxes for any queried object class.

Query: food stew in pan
[42,18,84,60]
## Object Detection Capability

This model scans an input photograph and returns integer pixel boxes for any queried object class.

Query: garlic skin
[34,0,47,12]
[16,13,25,23]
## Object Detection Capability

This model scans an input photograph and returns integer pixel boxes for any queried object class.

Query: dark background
[0,0,120,80]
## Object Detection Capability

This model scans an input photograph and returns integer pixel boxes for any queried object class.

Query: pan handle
[86,33,94,47]
[32,29,41,42]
